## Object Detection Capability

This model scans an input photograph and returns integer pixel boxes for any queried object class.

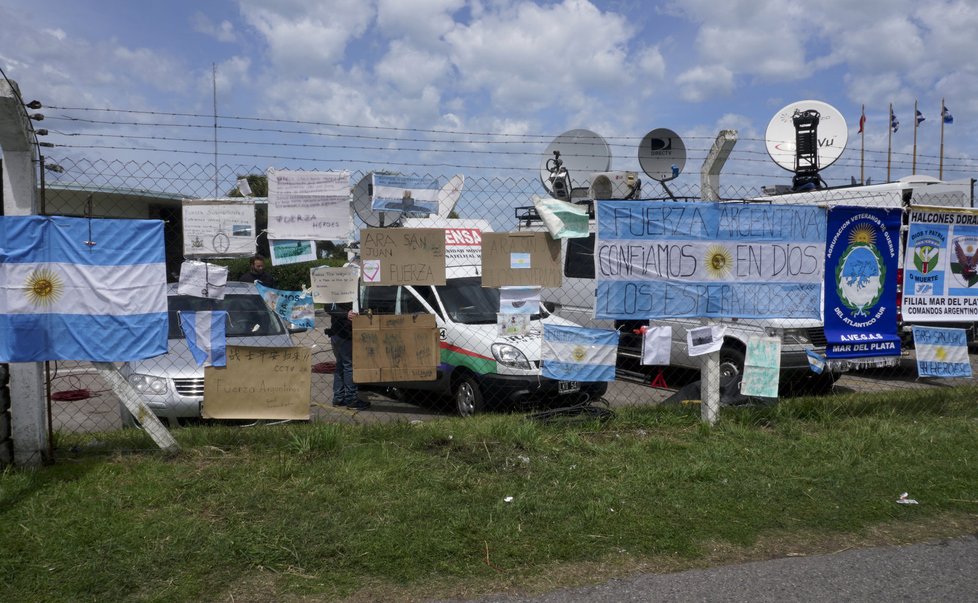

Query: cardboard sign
[352,314,439,383]
[310,265,359,304]
[481,232,561,287]
[202,346,311,419]
[360,228,446,286]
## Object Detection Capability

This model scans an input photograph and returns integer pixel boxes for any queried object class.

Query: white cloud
[444,0,636,111]
[635,46,666,80]
[375,40,451,95]
[375,0,465,45]
[192,12,237,43]
[237,0,375,74]
[676,65,734,102]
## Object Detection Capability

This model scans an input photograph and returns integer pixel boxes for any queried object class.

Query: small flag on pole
[180,311,228,367]
[858,110,866,134]
[890,110,900,132]
[542,324,618,382]
[916,109,925,125]
[806,349,826,374]
[942,104,954,124]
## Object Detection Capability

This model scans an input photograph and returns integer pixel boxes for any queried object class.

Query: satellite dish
[437,174,464,217]
[352,171,393,228]
[538,129,611,194]
[765,100,848,171]
[638,128,687,182]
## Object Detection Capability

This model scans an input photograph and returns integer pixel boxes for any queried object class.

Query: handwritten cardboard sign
[481,232,561,287]
[203,346,311,419]
[359,228,446,286]
[352,314,439,383]
[310,265,359,304]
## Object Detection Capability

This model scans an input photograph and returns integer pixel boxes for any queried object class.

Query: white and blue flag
[942,104,954,124]
[0,215,167,362]
[180,311,228,367]
[913,326,971,378]
[542,324,618,382]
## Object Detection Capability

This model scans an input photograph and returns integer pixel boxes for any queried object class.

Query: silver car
[120,282,295,426]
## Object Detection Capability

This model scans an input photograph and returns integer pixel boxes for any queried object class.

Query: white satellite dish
[638,128,687,182]
[538,129,611,194]
[352,171,394,228]
[437,174,464,217]
[765,100,848,171]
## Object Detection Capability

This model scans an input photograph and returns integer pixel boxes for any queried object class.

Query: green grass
[3,388,978,602]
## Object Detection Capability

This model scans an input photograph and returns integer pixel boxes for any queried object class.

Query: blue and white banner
[541,324,617,382]
[913,326,972,378]
[594,200,826,319]
[255,282,315,329]
[180,311,227,367]
[902,207,978,321]
[824,206,901,359]
[371,173,439,215]
[806,349,826,374]
[0,215,167,362]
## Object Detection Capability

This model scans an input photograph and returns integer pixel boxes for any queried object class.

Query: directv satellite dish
[765,100,848,171]
[352,171,392,228]
[638,128,687,182]
[437,174,464,217]
[538,129,611,195]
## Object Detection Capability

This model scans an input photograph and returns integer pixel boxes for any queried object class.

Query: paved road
[438,534,978,602]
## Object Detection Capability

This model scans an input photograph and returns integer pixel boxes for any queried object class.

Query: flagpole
[912,99,918,175]
[859,105,860,184]
[887,103,893,182]
[940,98,946,180]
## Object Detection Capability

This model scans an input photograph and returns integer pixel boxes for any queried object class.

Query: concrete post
[700,130,738,202]
[1,78,48,466]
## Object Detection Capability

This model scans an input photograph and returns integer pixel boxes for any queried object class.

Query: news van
[518,176,975,397]
[356,218,608,416]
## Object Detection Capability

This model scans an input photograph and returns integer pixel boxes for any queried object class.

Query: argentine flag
[180,311,227,367]
[913,326,971,378]
[542,324,618,382]
[0,215,167,362]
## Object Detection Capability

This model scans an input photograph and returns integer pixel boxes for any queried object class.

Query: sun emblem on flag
[25,268,64,306]
[572,345,587,362]
[704,245,733,278]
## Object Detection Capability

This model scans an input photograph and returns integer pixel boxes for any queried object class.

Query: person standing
[239,254,278,288]
[327,301,368,410]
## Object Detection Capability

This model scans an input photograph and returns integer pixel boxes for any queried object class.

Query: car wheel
[718,345,745,390]
[453,374,484,417]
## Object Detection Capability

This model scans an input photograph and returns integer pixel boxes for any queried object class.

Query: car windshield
[167,294,286,338]
[435,277,542,324]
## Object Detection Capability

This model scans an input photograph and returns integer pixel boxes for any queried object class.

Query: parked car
[120,282,296,427]
[358,269,609,416]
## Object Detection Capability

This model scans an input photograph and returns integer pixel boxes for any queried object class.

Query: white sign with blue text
[594,200,826,319]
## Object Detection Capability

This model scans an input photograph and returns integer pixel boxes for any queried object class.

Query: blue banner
[594,200,826,319]
[255,282,315,329]
[823,206,901,358]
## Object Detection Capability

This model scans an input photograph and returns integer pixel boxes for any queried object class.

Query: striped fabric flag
[942,104,954,124]
[542,324,618,382]
[913,326,971,378]
[180,311,228,367]
[0,215,167,362]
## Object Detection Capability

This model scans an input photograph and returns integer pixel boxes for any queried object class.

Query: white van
[519,177,975,396]
[518,217,834,396]
[356,219,608,416]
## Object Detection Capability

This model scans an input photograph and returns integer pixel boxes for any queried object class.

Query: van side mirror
[543,301,560,313]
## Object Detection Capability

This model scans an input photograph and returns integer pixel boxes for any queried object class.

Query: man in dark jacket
[326,301,368,410]
[239,254,278,288]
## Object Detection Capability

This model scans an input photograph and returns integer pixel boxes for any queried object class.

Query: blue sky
[2,0,978,196]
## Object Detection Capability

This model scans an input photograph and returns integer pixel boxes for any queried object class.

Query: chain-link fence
[38,157,978,439]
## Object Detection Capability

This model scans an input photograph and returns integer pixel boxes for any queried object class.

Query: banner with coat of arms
[902,206,978,321]
[823,206,901,361]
